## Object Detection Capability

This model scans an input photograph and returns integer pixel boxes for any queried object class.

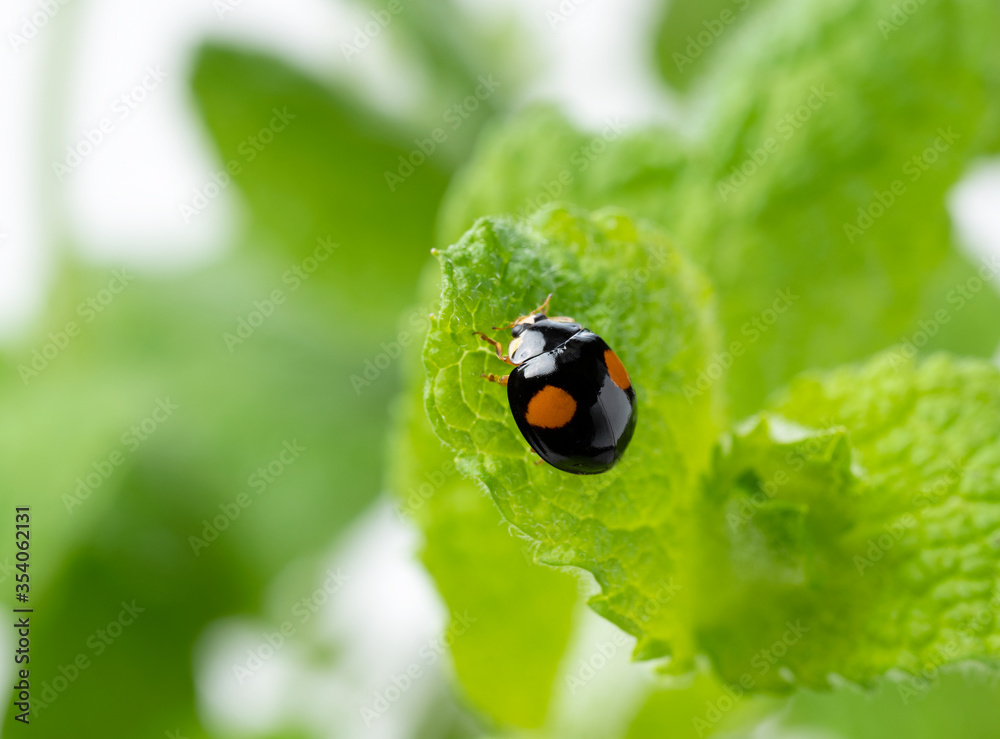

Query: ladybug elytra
[476,294,637,474]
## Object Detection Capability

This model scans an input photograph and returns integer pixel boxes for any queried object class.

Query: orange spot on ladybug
[526,385,577,429]
[604,349,631,390]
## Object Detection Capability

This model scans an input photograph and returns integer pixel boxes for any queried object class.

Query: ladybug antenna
[533,293,553,316]
[491,293,554,330]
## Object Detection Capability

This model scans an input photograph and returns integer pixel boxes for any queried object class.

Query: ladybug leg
[481,373,509,386]
[547,315,577,323]
[473,331,516,366]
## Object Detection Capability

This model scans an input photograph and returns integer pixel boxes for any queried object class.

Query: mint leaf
[687,351,1000,689]
[191,44,451,326]
[1,252,394,738]
[396,0,1000,716]
[779,670,1000,737]
[437,106,689,249]
[421,202,1000,690]
[672,0,1000,414]
[693,416,869,689]
[754,352,1000,686]
[390,280,579,727]
[423,205,722,671]
[438,0,1000,415]
[627,671,782,739]
[652,0,772,91]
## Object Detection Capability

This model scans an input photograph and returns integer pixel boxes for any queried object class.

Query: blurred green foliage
[4,32,473,739]
[442,0,1000,417]
[652,0,770,90]
[191,44,451,320]
[7,0,1000,736]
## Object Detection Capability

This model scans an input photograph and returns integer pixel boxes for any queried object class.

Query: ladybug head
[510,313,545,338]
[507,316,582,364]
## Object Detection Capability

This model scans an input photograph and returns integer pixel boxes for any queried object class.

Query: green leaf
[692,416,869,690]
[9,461,256,739]
[190,43,451,326]
[679,351,1000,690]
[3,38,467,738]
[436,106,689,249]
[439,0,1000,415]
[390,268,579,728]
[422,205,722,672]
[671,0,1000,414]
[626,670,782,739]
[421,202,1000,692]
[652,0,772,91]
[351,0,517,158]
[752,351,1000,686]
[780,671,1000,738]
[1,256,392,737]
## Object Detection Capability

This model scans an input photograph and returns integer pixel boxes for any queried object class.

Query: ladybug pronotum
[475,294,637,474]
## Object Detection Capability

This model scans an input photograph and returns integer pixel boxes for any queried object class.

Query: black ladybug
[475,295,637,474]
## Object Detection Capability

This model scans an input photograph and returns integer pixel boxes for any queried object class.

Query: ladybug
[475,294,637,474]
